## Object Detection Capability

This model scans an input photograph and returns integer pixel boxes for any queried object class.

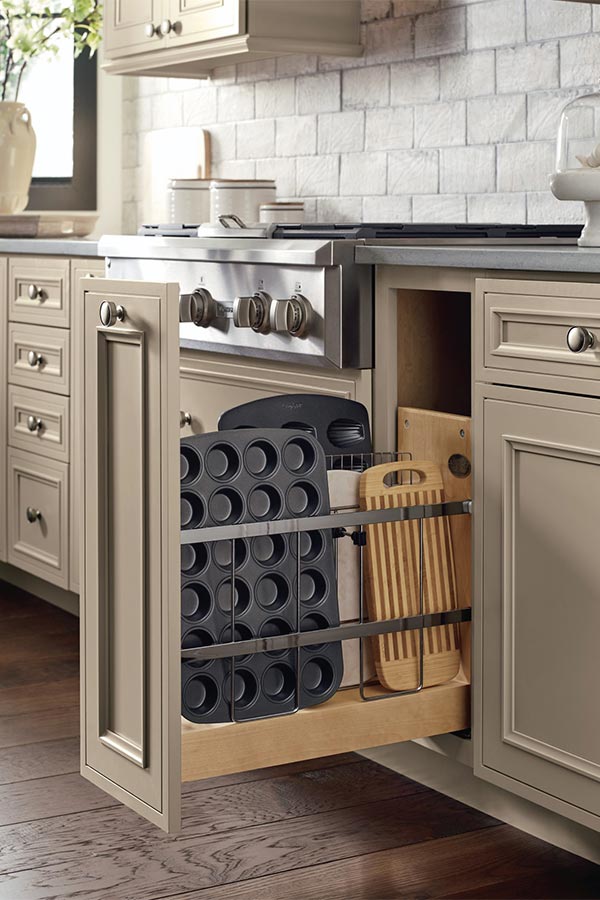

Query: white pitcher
[0,102,36,215]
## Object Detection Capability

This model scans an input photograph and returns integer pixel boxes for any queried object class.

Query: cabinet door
[81,278,181,832]
[476,392,600,829]
[103,0,164,56]
[166,0,245,47]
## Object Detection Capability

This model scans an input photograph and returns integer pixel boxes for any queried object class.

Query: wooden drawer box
[8,385,70,462]
[477,279,600,394]
[7,448,69,589]
[9,256,70,328]
[8,323,70,395]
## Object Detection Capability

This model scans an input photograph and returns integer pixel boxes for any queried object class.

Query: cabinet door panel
[478,395,600,827]
[167,0,244,47]
[81,278,181,832]
[103,0,163,56]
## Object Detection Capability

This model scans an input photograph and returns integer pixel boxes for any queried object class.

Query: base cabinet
[475,386,600,830]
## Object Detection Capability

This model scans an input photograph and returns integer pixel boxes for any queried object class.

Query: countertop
[355,243,600,273]
[0,239,100,257]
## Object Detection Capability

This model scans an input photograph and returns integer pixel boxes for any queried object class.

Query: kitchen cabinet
[80,277,470,833]
[102,0,362,78]
[474,277,600,832]
[0,256,7,563]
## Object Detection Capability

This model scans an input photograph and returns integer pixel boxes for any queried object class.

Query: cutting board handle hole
[383,469,421,488]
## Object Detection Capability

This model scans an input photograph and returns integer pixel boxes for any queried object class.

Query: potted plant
[0,1,102,215]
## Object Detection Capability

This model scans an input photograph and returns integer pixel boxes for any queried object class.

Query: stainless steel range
[98,222,581,370]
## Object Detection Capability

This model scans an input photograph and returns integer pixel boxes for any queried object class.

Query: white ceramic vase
[0,101,36,215]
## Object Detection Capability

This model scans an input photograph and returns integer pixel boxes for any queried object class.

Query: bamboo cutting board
[359,460,461,692]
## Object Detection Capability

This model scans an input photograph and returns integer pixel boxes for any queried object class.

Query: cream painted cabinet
[103,0,163,56]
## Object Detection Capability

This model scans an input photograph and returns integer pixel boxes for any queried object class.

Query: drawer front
[8,449,69,589]
[8,385,70,462]
[9,257,70,327]
[479,279,600,390]
[8,323,70,395]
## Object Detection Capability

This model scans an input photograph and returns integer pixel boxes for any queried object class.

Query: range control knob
[179,288,217,327]
[269,294,311,337]
[233,291,271,334]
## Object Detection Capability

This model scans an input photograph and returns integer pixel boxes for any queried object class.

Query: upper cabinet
[102,0,362,77]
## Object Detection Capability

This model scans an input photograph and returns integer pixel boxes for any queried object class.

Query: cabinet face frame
[473,382,600,832]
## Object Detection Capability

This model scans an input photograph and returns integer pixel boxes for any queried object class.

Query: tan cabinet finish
[8,385,70,462]
[0,256,7,562]
[7,448,69,589]
[475,385,600,830]
[103,0,162,56]
[8,256,70,328]
[166,0,245,48]
[8,323,70,395]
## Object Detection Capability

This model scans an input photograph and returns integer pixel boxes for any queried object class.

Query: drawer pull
[26,506,42,523]
[180,410,192,428]
[159,18,172,35]
[566,326,595,353]
[26,415,43,432]
[144,21,157,37]
[99,301,126,328]
[27,350,44,368]
[28,283,44,300]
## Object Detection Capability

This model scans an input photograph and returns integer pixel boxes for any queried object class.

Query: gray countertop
[0,238,100,257]
[355,243,600,273]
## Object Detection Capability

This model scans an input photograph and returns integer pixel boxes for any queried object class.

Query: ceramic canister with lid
[259,201,305,224]
[168,178,212,224]
[210,180,276,224]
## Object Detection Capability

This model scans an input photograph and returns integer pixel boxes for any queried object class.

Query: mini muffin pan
[180,428,343,723]
[218,395,372,463]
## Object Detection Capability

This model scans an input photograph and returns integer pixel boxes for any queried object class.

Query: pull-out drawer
[9,256,70,327]
[8,323,70,395]
[477,278,600,395]
[81,278,471,834]
[7,448,69,589]
[8,385,70,462]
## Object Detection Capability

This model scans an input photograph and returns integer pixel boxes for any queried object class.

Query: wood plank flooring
[1,582,599,899]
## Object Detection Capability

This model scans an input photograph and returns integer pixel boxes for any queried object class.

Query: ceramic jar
[168,178,212,224]
[210,180,276,225]
[0,102,36,215]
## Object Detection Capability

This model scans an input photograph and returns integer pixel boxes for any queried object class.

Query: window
[22,45,97,211]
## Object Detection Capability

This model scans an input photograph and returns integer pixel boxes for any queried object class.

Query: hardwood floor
[1,583,599,900]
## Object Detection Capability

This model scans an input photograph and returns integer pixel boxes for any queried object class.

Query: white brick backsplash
[151,93,183,130]
[467,94,526,144]
[276,116,318,156]
[297,73,341,115]
[217,84,255,123]
[496,42,558,93]
[560,33,600,87]
[340,152,388,194]
[317,196,364,221]
[416,7,466,59]
[362,0,392,21]
[467,191,527,222]
[122,134,137,169]
[237,119,275,159]
[440,51,495,99]
[388,149,439,194]
[363,194,412,220]
[183,88,217,126]
[255,79,295,119]
[412,193,467,222]
[364,16,413,64]
[467,0,525,50]
[236,59,276,83]
[391,59,440,104]
[394,0,440,15]
[526,0,591,42]
[497,141,555,191]
[440,145,495,192]
[122,168,137,204]
[319,111,365,153]
[297,156,340,196]
[527,89,591,141]
[216,159,256,179]
[276,55,318,77]
[208,124,236,162]
[526,191,583,224]
[366,106,414,149]
[256,158,296,197]
[343,66,390,109]
[415,101,465,147]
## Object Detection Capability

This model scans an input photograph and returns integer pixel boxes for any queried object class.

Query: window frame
[27,49,97,212]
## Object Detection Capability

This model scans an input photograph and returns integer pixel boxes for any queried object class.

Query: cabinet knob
[145,22,157,38]
[27,415,43,432]
[566,326,595,353]
[99,300,125,328]
[180,411,192,428]
[26,506,42,523]
[28,283,43,300]
[27,350,43,368]
[159,18,173,35]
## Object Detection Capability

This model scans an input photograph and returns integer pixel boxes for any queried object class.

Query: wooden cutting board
[359,460,461,692]
[398,407,471,680]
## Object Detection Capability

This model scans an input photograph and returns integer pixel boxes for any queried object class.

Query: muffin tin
[218,395,372,462]
[180,428,343,723]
